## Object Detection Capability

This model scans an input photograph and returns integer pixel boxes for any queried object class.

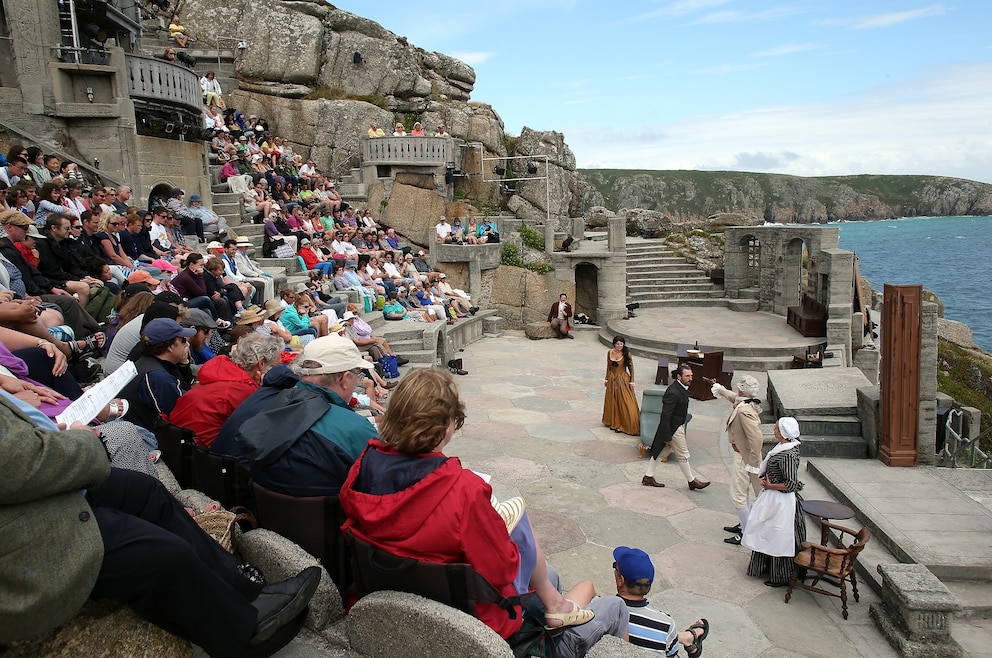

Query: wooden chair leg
[784,566,799,604]
[850,570,860,602]
[839,579,849,620]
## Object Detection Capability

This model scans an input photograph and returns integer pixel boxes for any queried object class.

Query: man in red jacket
[170,333,283,448]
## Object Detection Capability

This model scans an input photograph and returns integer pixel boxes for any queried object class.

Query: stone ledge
[870,563,963,658]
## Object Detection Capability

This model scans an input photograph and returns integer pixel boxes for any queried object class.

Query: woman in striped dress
[741,417,805,587]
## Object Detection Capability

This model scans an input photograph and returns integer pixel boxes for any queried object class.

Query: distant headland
[578,170,992,224]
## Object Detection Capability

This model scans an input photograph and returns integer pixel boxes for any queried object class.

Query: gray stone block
[525,322,556,339]
[871,563,962,658]
[482,315,504,336]
[238,528,345,630]
[176,488,214,512]
[347,591,512,658]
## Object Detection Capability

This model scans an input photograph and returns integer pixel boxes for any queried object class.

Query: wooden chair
[654,357,670,385]
[190,446,251,510]
[251,482,349,599]
[784,521,872,619]
[153,419,195,489]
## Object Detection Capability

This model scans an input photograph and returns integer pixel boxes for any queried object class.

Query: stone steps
[761,424,867,459]
[624,239,724,304]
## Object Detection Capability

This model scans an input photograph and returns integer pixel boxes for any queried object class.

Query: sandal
[544,600,595,630]
[685,618,708,657]
[98,398,129,423]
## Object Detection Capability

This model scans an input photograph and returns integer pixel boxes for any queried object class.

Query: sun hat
[237,307,271,325]
[295,282,311,293]
[613,546,654,583]
[142,318,195,344]
[342,310,356,321]
[151,258,178,272]
[25,225,47,239]
[328,322,344,334]
[296,334,372,375]
[236,237,253,247]
[263,299,284,317]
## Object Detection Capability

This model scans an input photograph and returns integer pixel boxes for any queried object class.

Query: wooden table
[801,499,855,520]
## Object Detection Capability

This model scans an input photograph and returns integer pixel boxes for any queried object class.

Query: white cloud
[632,0,733,21]
[693,6,812,24]
[751,42,821,58]
[826,4,947,30]
[566,61,992,184]
[690,62,767,75]
[450,51,493,65]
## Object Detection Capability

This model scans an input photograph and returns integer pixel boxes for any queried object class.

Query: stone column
[917,302,938,465]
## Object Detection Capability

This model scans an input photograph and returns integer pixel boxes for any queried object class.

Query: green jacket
[0,396,110,642]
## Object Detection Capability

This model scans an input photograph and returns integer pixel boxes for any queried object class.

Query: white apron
[741,440,800,557]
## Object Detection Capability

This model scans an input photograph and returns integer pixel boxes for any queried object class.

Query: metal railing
[362,136,450,165]
[0,118,125,188]
[125,54,201,112]
[938,408,992,468]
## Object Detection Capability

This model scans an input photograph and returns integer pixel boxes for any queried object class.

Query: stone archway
[574,262,599,321]
[148,183,174,211]
[742,234,761,289]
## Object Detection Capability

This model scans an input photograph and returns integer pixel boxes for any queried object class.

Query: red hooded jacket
[169,355,258,448]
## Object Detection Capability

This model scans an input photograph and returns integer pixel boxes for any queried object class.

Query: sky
[333,1,992,183]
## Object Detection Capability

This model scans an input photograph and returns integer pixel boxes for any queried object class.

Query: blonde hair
[378,370,465,454]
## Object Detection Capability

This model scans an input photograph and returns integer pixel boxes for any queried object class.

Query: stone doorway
[574,262,599,322]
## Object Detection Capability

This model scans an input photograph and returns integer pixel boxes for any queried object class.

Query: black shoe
[469,306,479,315]
[723,524,742,534]
[250,566,321,646]
[724,534,742,545]
[764,580,787,588]
[395,356,409,366]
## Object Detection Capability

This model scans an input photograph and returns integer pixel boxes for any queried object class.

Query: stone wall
[135,136,211,208]
[491,267,571,329]
[918,302,939,465]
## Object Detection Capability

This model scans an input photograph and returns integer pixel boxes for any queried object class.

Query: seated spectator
[0,392,321,657]
[231,237,274,301]
[367,122,385,138]
[395,286,436,322]
[465,217,481,244]
[480,218,500,243]
[168,14,190,47]
[167,188,205,243]
[211,361,298,458]
[188,194,229,238]
[342,310,407,364]
[34,183,72,229]
[180,307,220,365]
[103,297,180,374]
[611,546,709,656]
[279,292,328,338]
[298,237,334,278]
[200,70,224,108]
[339,370,623,651]
[95,212,139,278]
[434,124,449,137]
[204,255,247,319]
[24,147,50,185]
[0,153,28,188]
[392,123,407,137]
[411,249,440,283]
[170,332,283,449]
[409,121,426,137]
[118,318,195,430]
[220,156,241,183]
[36,213,92,303]
[236,334,381,495]
[450,217,467,244]
[435,274,473,316]
[172,252,229,323]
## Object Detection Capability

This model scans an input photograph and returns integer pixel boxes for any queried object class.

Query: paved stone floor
[264,327,990,658]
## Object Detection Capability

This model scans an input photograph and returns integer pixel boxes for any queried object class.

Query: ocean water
[828,216,992,353]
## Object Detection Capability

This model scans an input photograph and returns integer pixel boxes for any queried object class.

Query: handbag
[193,506,257,553]
[273,243,296,259]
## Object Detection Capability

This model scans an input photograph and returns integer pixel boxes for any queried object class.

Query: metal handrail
[0,119,126,189]
[938,408,992,469]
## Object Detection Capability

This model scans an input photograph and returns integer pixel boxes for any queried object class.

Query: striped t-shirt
[622,598,678,656]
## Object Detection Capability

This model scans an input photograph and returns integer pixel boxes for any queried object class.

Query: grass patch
[501,243,554,274]
[518,225,544,251]
[937,339,992,454]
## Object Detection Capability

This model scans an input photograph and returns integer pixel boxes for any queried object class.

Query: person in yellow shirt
[168,14,189,48]
[367,122,385,138]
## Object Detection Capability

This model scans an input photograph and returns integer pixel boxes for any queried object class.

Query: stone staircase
[625,241,725,307]
[760,415,867,459]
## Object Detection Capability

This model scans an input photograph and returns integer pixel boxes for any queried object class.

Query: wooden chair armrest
[802,542,850,556]
[820,520,858,539]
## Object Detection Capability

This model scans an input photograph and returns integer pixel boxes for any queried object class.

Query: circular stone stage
[599,306,827,371]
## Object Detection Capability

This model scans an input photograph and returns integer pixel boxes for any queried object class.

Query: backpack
[508,609,562,658]
[379,354,399,379]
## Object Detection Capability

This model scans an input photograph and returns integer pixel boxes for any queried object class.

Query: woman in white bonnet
[741,416,805,587]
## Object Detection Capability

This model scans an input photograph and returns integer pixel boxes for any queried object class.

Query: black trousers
[87,469,262,657]
[12,346,84,399]
[41,294,101,337]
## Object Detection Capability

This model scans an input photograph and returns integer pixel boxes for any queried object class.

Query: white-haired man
[712,375,764,544]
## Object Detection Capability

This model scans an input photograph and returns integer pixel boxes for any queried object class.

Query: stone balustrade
[124,55,201,112]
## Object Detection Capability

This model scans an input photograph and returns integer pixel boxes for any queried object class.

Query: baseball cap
[300,238,310,245]
[296,335,372,375]
[151,258,178,272]
[142,318,195,344]
[189,194,202,203]
[26,225,47,239]
[155,291,185,306]
[128,270,167,285]
[180,308,217,329]
[206,241,223,250]
[613,546,654,583]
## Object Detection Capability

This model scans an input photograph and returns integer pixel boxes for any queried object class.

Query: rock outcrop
[181,2,474,109]
[505,128,578,230]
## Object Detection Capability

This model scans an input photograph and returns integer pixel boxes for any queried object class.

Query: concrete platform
[768,367,873,416]
[808,459,992,581]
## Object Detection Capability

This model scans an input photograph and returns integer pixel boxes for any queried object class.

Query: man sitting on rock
[0,389,320,658]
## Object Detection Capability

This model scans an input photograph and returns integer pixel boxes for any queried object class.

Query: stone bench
[870,563,962,658]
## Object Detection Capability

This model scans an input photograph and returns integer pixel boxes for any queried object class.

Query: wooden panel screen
[879,284,922,466]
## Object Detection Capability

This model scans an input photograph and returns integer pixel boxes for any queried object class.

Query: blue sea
[828,216,992,353]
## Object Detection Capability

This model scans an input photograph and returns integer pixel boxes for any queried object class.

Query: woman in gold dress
[602,335,641,435]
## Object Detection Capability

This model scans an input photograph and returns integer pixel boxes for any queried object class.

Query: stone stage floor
[265,329,990,658]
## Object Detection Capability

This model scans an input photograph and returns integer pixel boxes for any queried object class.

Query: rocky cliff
[579,170,992,223]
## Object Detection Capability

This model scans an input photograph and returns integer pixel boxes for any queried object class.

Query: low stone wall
[870,563,962,658]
